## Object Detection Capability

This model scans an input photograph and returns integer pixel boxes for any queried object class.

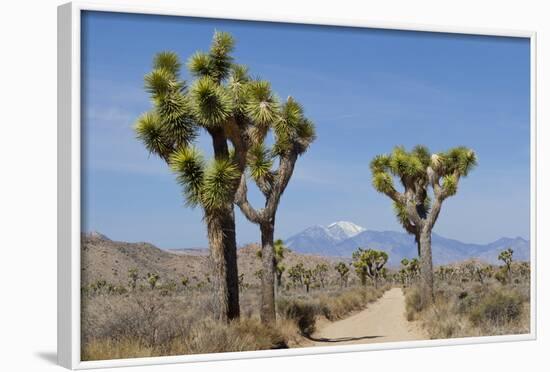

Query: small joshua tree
[274,239,287,289]
[146,272,160,290]
[303,268,313,293]
[257,239,288,290]
[370,145,477,305]
[180,276,189,289]
[314,263,329,289]
[475,265,493,285]
[254,269,263,282]
[288,263,304,288]
[498,248,514,284]
[352,248,389,288]
[335,262,350,288]
[128,268,139,291]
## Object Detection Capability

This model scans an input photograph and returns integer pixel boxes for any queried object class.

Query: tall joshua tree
[135,32,279,322]
[233,96,316,324]
[370,145,477,305]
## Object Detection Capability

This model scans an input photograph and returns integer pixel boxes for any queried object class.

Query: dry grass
[81,284,389,361]
[404,279,530,339]
[277,285,390,336]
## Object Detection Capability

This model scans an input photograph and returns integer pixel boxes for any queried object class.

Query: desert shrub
[408,277,529,339]
[166,318,287,355]
[277,285,390,335]
[81,281,391,360]
[469,290,523,327]
[405,287,423,321]
[277,298,318,336]
[82,338,153,361]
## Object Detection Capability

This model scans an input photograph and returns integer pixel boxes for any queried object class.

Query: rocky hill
[81,233,342,288]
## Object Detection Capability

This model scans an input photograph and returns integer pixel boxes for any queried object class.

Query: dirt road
[311,287,426,346]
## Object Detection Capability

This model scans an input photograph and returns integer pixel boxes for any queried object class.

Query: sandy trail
[311,287,426,346]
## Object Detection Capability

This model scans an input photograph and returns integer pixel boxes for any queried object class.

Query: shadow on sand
[306,335,382,343]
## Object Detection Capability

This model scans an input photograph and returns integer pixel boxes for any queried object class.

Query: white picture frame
[57,1,537,369]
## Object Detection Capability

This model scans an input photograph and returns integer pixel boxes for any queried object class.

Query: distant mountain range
[284,221,530,267]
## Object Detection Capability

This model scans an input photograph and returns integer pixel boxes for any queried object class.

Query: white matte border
[57,1,537,369]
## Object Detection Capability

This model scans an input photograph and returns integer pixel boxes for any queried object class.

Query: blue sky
[81,11,531,248]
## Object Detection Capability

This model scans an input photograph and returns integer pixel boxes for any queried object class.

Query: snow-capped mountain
[327,221,366,241]
[284,222,530,266]
[284,221,366,256]
[284,225,339,255]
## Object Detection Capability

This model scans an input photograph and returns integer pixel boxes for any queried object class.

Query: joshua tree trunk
[276,271,283,288]
[419,228,434,306]
[207,209,240,323]
[259,221,276,324]
[207,129,240,323]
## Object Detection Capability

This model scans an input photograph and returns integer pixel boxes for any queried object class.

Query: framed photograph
[58,1,536,369]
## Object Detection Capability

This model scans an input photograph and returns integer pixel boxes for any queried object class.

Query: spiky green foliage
[187,31,235,82]
[170,147,205,207]
[227,64,251,114]
[188,52,214,78]
[245,81,278,127]
[372,172,395,194]
[190,77,233,127]
[200,159,240,211]
[134,112,171,158]
[247,143,273,182]
[153,51,182,75]
[209,31,235,82]
[271,97,316,156]
[144,68,175,97]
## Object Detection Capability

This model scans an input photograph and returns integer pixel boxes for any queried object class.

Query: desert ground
[80,233,529,361]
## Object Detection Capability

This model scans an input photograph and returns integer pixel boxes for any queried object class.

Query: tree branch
[234,173,264,224]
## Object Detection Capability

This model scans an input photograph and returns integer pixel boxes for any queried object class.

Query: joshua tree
[303,268,313,293]
[233,96,316,324]
[352,248,388,288]
[498,248,514,284]
[146,272,160,290]
[313,263,329,289]
[254,269,263,282]
[135,32,304,322]
[335,262,350,288]
[128,268,139,291]
[475,265,493,285]
[274,239,287,289]
[370,145,477,305]
[180,276,189,289]
[288,263,304,288]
